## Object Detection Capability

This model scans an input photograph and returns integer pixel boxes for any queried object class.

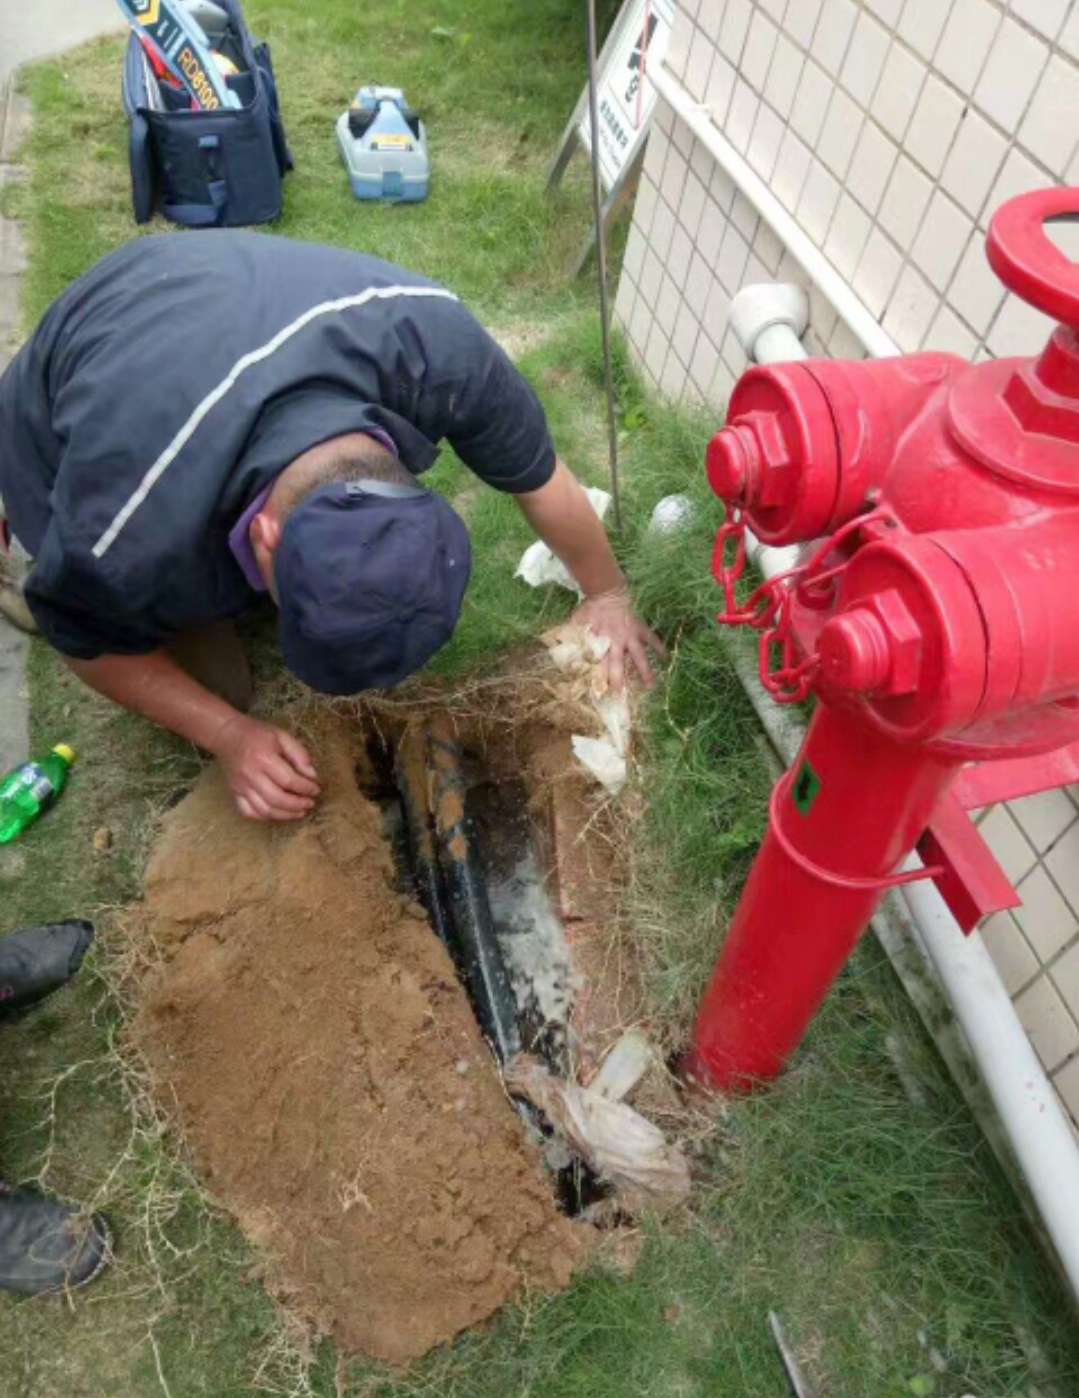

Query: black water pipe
[394,728,454,954]
[425,717,522,1066]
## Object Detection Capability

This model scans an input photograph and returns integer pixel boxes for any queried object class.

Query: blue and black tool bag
[121,0,293,228]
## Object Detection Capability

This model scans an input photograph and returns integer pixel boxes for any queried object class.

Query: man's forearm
[65,650,242,754]
[515,459,627,598]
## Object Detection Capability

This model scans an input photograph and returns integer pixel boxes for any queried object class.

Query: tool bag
[121,0,293,228]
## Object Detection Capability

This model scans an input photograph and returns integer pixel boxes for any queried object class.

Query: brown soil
[131,714,587,1367]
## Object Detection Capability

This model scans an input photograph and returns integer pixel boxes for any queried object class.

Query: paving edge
[0,73,33,862]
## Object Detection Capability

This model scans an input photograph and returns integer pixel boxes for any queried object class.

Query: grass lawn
[2,2,1079,1394]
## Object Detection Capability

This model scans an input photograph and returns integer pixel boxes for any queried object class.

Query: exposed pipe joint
[729,283,809,366]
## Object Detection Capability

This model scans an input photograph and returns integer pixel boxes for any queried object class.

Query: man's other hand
[214,716,321,821]
[573,589,666,691]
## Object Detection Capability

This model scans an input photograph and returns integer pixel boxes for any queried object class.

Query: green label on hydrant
[793,760,822,815]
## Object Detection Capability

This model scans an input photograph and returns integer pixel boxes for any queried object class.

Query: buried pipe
[712,277,1079,1305]
[395,727,455,954]
[420,717,522,1066]
[394,719,608,1213]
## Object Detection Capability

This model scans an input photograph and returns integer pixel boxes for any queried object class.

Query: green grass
[3,2,1079,1394]
[6,0,619,326]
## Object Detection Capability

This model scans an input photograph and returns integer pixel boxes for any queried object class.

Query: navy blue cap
[275,481,472,694]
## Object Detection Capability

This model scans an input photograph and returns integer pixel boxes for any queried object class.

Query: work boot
[0,1187,111,1295]
[0,553,38,636]
[0,922,95,1016]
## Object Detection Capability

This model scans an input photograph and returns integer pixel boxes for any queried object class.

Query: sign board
[546,0,675,277]
[575,0,675,191]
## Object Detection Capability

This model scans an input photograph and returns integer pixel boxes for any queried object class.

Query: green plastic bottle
[0,744,76,844]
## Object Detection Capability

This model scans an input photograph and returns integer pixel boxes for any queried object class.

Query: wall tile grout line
[676,0,1075,364]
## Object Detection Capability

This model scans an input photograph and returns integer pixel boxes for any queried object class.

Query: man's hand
[574,589,666,691]
[213,716,321,822]
[64,650,321,822]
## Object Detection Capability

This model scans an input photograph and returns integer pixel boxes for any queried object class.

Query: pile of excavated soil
[131,715,586,1366]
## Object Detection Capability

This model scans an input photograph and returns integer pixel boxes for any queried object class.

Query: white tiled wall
[614,0,1079,1128]
[616,0,1079,399]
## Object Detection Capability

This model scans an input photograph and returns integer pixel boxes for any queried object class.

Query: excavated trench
[130,686,655,1366]
[363,715,614,1216]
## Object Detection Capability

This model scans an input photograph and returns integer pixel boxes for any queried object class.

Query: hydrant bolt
[818,588,924,698]
[706,426,752,502]
[708,412,794,509]
[818,610,891,694]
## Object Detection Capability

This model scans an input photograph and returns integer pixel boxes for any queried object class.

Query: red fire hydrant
[685,187,1079,1093]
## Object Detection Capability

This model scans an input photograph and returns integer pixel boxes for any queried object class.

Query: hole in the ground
[359,714,613,1221]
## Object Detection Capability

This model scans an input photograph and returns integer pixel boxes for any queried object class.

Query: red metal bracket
[922,743,1079,931]
[952,740,1079,811]
[919,792,1022,933]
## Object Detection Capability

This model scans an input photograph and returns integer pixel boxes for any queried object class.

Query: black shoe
[0,922,94,1016]
[0,1189,111,1295]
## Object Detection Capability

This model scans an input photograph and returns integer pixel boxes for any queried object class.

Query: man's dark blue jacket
[0,232,556,658]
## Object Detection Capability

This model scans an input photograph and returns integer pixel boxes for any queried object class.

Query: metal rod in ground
[768,1311,818,1398]
[585,0,623,533]
[393,726,454,953]
[426,717,522,1065]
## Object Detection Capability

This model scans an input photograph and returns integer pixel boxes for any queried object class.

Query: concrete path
[0,0,122,776]
[0,81,30,779]
[0,0,123,92]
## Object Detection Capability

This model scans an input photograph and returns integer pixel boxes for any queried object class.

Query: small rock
[455,1059,471,1076]
[93,826,114,854]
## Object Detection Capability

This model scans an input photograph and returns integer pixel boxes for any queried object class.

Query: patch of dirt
[130,714,588,1367]
[489,320,555,362]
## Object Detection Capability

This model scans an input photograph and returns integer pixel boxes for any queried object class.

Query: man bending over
[0,232,661,821]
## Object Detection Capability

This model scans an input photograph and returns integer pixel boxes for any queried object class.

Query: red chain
[712,505,900,705]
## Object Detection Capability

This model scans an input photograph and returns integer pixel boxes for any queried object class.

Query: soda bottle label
[0,764,54,806]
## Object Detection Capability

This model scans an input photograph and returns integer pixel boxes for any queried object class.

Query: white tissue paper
[515,487,612,595]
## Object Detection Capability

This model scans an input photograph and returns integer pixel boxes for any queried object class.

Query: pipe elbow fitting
[729,283,810,364]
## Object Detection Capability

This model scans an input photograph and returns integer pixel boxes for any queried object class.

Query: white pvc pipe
[728,282,809,363]
[900,864,1079,1299]
[651,61,901,360]
[723,276,1079,1304]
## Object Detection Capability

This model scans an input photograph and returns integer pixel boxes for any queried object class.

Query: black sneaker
[0,922,95,1016]
[0,1189,111,1295]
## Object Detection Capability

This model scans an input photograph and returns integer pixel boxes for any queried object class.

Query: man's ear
[250,509,283,554]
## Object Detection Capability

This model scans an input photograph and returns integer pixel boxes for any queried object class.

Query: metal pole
[585,0,623,533]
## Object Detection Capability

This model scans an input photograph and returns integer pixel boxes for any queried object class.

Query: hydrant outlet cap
[707,428,753,502]
[818,611,892,694]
